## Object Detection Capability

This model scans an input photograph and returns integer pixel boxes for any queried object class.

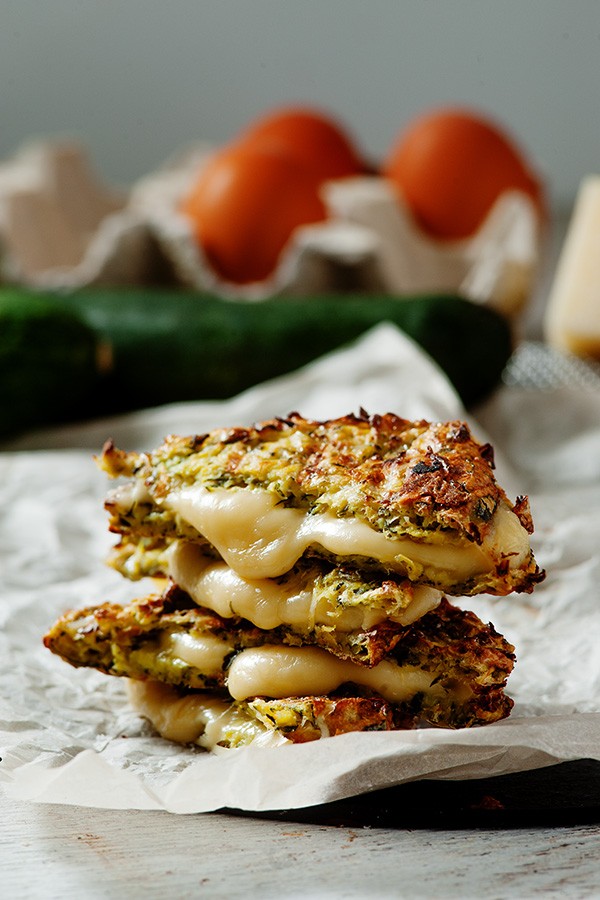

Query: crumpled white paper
[1,324,600,813]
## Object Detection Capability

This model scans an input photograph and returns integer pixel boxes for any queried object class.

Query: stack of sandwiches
[45,412,544,750]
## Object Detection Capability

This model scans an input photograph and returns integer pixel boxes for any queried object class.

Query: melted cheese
[161,630,233,675]
[159,630,441,705]
[126,680,282,749]
[128,644,446,748]
[166,485,529,583]
[400,584,442,625]
[168,541,442,632]
[227,645,436,703]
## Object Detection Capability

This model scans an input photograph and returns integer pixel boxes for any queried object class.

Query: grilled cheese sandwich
[100,413,542,596]
[44,589,516,744]
[44,411,545,748]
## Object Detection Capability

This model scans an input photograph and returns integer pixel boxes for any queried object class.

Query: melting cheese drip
[166,485,530,583]
[126,680,282,750]
[153,626,444,705]
[225,645,438,702]
[169,541,442,631]
[161,630,233,674]
[159,630,444,706]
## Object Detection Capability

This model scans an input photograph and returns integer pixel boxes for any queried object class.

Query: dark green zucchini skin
[1,287,513,436]
[69,288,512,410]
[0,290,100,437]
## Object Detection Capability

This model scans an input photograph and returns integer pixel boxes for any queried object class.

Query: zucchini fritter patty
[44,588,515,733]
[99,411,543,595]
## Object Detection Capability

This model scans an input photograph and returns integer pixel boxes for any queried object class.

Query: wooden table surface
[2,801,599,900]
[3,760,600,898]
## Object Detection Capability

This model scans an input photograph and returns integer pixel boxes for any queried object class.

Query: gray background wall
[2,1,598,211]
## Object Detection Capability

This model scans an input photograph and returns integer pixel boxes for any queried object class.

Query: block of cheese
[545,176,600,359]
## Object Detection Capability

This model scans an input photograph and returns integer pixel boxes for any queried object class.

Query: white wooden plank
[2,791,600,899]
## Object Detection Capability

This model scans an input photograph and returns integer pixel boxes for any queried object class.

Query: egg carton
[0,140,543,317]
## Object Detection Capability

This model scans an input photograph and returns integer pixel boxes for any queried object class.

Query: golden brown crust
[247,685,513,739]
[248,695,398,742]
[99,412,544,596]
[42,581,422,677]
[44,587,275,690]
[99,413,506,543]
[43,412,545,747]
[44,588,515,731]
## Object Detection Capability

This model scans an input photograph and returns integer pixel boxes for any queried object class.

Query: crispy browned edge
[98,411,545,595]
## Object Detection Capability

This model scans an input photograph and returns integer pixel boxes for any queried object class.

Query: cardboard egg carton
[0,140,543,316]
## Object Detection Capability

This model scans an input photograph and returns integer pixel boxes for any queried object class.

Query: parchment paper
[2,324,600,813]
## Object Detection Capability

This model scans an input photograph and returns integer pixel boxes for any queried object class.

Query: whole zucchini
[0,290,100,437]
[65,288,512,409]
[0,287,513,436]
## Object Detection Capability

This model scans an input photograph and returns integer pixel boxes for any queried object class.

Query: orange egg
[237,105,366,182]
[382,107,545,241]
[181,146,328,284]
